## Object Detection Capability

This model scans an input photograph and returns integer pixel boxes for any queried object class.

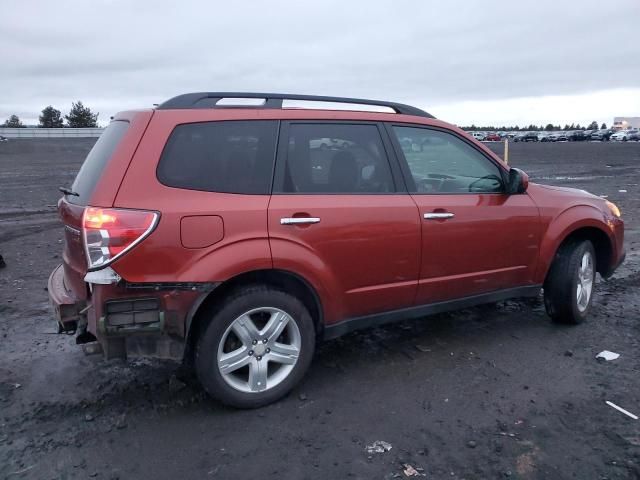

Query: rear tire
[195,285,315,408]
[544,240,596,324]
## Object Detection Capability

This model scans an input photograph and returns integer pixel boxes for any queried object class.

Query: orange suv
[49,93,624,407]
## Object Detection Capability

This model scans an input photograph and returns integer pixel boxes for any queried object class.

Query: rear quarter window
[70,120,129,205]
[156,120,278,194]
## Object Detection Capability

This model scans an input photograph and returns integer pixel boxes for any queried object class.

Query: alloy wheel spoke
[268,342,299,365]
[262,311,290,342]
[577,285,584,305]
[219,347,251,374]
[232,315,260,347]
[248,359,268,392]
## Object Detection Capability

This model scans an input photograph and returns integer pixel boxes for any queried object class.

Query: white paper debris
[403,464,426,477]
[365,440,392,454]
[619,189,627,193]
[606,401,638,420]
[596,351,620,361]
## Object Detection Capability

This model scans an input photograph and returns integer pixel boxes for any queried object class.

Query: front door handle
[280,217,321,225]
[423,212,455,220]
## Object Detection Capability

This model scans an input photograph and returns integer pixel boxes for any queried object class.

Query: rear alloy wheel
[195,286,315,408]
[544,240,596,324]
[217,307,301,393]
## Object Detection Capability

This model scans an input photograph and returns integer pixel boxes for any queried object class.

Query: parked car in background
[556,132,568,142]
[611,130,636,142]
[485,133,501,141]
[628,131,640,142]
[0,135,8,142]
[567,131,587,141]
[538,132,552,142]
[514,132,538,142]
[47,92,625,408]
[591,130,613,141]
[471,132,486,141]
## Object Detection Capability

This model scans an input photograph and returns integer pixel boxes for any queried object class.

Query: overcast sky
[1,0,639,127]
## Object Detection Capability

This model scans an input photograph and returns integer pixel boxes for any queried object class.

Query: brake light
[82,207,158,270]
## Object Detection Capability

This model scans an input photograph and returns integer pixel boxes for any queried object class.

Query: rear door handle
[280,217,321,225]
[423,212,455,220]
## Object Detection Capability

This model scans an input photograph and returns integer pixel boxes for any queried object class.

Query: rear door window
[157,120,278,194]
[277,123,395,193]
[70,120,129,205]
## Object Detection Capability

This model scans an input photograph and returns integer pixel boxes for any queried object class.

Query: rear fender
[269,237,343,325]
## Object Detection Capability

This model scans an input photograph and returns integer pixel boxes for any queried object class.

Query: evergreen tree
[2,115,25,127]
[601,122,607,129]
[65,101,99,127]
[39,106,64,128]
[587,121,598,130]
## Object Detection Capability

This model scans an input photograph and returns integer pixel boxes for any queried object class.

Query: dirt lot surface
[1,139,639,479]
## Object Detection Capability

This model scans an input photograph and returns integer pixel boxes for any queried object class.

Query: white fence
[0,128,105,138]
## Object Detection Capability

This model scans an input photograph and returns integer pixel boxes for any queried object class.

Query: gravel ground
[1,139,639,480]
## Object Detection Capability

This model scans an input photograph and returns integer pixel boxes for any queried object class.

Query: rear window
[157,120,278,194]
[70,120,129,205]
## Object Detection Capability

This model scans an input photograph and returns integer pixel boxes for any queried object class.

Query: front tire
[544,240,596,324]
[195,285,315,408]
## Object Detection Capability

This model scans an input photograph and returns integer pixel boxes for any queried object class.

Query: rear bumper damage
[48,264,83,333]
[48,263,216,359]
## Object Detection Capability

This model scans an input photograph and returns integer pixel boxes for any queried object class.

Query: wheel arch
[182,269,324,365]
[540,224,613,284]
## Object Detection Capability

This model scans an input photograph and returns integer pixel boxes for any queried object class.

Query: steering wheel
[468,174,503,193]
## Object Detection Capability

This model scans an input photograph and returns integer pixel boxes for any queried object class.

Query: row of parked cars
[470,130,640,142]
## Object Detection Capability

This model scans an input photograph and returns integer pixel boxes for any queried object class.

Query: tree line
[461,121,607,132]
[2,102,99,128]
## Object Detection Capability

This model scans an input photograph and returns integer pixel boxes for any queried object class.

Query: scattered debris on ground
[596,350,620,361]
[365,440,393,454]
[606,401,639,420]
[402,463,426,477]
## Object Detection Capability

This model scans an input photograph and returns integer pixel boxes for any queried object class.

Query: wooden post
[504,138,509,165]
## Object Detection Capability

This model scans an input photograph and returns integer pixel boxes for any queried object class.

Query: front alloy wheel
[576,251,594,313]
[544,239,596,324]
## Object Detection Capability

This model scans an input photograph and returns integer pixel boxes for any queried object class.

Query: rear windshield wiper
[59,186,79,197]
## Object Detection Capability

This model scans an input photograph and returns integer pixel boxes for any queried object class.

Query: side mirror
[507,168,529,194]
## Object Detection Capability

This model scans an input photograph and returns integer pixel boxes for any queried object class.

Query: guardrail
[0,128,105,138]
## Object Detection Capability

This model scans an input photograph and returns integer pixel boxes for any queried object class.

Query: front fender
[534,205,615,283]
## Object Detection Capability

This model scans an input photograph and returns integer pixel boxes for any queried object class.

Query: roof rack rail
[157,92,434,118]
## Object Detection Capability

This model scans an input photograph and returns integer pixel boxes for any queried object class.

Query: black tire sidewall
[195,287,315,408]
[545,239,596,324]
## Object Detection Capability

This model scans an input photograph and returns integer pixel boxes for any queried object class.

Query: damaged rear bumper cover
[48,264,82,332]
[48,263,217,357]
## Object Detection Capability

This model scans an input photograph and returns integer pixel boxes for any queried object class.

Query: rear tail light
[82,207,159,270]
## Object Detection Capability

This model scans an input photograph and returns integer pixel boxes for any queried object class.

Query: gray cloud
[1,0,639,125]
